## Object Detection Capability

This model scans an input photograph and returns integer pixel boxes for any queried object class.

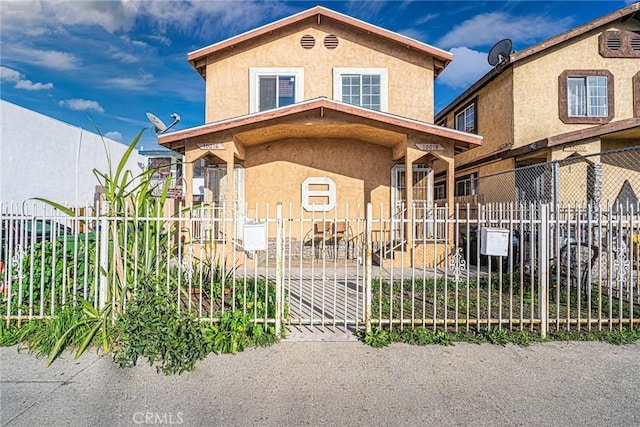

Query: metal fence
[476,146,640,207]
[1,200,638,336]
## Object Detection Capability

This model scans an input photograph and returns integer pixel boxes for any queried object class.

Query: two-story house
[435,2,640,206]
[158,6,481,265]
[159,6,483,216]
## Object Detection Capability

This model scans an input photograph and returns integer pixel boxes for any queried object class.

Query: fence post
[365,203,373,334]
[539,203,549,338]
[98,201,109,310]
[275,203,283,336]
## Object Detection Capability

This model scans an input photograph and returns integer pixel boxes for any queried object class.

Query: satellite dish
[146,112,181,135]
[487,39,513,66]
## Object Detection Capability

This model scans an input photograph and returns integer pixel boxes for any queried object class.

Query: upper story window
[567,76,608,117]
[249,68,304,113]
[454,99,477,134]
[333,68,388,112]
[559,70,614,124]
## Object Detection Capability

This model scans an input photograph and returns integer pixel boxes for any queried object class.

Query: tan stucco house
[435,2,640,205]
[158,6,481,222]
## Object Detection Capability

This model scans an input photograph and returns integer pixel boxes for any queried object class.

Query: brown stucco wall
[204,21,435,123]
[451,69,514,169]
[512,21,639,148]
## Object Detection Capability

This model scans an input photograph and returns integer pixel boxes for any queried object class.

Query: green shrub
[113,278,208,375]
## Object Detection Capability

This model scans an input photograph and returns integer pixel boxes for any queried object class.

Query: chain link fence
[475,146,640,208]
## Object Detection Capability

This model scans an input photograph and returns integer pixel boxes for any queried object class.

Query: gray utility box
[480,227,510,257]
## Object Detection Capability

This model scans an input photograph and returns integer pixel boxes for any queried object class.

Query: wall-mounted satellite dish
[146,112,180,135]
[487,39,513,66]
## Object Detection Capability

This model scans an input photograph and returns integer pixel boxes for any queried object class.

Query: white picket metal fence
[1,201,638,336]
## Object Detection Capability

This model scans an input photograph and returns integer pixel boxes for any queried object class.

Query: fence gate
[272,206,369,334]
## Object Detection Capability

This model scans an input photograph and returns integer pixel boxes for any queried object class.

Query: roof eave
[158,98,482,148]
[187,5,452,78]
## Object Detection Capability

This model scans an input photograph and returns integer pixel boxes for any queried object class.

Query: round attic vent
[606,34,621,50]
[300,34,315,49]
[324,34,339,49]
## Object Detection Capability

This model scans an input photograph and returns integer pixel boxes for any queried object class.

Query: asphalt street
[1,339,639,426]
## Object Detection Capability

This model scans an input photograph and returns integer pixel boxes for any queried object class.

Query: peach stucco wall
[242,138,395,219]
[204,20,435,123]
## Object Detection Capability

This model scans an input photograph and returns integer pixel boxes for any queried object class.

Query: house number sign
[301,177,336,212]
[416,143,444,151]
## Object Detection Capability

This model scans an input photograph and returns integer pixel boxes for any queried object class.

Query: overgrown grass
[371,275,637,332]
[360,324,640,347]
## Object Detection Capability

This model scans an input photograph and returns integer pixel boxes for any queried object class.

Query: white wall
[0,100,145,206]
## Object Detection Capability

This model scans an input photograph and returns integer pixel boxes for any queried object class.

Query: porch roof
[158,98,483,153]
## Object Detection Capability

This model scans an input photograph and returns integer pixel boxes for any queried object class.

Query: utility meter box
[480,227,510,257]
[243,222,268,251]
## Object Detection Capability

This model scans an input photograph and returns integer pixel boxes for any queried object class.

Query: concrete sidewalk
[1,340,639,426]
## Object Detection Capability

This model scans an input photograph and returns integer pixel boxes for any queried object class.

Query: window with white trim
[333,68,388,111]
[454,100,476,134]
[249,68,304,113]
[567,76,608,117]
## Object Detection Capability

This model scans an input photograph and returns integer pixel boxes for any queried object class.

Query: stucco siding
[512,21,639,147]
[452,69,514,168]
[242,138,394,219]
[204,21,435,123]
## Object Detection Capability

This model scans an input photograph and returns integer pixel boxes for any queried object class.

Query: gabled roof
[436,2,640,120]
[158,97,482,152]
[188,5,452,78]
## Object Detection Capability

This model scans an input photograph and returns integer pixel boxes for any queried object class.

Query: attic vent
[300,34,315,49]
[606,34,621,50]
[323,34,339,49]
[632,35,640,51]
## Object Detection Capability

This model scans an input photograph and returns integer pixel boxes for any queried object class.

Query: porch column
[445,156,456,249]
[184,151,201,208]
[225,153,235,216]
[405,153,413,250]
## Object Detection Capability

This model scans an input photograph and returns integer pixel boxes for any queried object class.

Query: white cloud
[1,0,139,34]
[437,12,574,49]
[2,45,80,71]
[0,66,53,91]
[103,73,153,91]
[110,48,138,64]
[437,47,492,89]
[59,98,104,113]
[0,66,22,82]
[104,131,123,141]
[15,79,54,91]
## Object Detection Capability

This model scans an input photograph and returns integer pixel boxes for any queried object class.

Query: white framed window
[333,68,388,111]
[559,70,613,124]
[249,68,304,113]
[454,100,476,134]
[567,76,608,117]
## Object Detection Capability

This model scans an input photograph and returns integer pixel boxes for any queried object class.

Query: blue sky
[0,0,634,150]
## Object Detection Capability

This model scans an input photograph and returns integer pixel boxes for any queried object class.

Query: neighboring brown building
[435,2,640,205]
